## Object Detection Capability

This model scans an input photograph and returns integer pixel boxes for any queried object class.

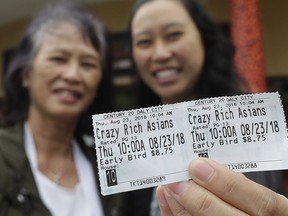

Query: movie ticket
[92,92,288,195]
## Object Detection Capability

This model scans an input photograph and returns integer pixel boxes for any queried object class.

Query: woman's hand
[157,158,288,216]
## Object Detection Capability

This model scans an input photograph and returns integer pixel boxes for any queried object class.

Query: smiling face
[23,23,102,121]
[132,0,205,104]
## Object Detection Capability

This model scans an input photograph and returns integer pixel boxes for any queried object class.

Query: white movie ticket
[92,92,288,195]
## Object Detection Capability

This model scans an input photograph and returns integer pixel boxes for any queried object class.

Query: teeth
[155,69,177,78]
[58,90,78,98]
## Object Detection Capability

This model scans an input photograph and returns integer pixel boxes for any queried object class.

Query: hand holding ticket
[92,92,288,195]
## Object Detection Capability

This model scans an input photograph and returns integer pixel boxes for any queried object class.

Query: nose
[62,62,81,83]
[151,40,172,62]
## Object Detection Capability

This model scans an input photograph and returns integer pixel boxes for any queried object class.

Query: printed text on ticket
[92,92,288,195]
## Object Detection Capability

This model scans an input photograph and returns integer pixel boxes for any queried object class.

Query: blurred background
[0,0,288,111]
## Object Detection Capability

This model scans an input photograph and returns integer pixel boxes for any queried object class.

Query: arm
[157,158,288,216]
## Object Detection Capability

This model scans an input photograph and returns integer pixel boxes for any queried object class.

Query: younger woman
[128,0,283,215]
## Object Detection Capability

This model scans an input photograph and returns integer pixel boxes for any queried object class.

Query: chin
[161,96,179,104]
[159,91,183,104]
[52,109,82,120]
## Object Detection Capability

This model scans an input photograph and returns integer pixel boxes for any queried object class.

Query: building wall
[0,0,287,96]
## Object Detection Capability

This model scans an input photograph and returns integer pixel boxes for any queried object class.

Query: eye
[166,31,183,41]
[81,62,99,70]
[49,56,67,64]
[135,38,152,48]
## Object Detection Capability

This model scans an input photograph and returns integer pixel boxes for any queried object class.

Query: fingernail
[167,181,190,197]
[190,159,214,182]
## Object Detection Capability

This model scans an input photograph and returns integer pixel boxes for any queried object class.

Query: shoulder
[0,123,23,141]
[0,123,25,173]
[0,123,25,195]
[0,123,23,151]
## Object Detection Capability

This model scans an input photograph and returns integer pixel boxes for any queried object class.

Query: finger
[158,185,191,216]
[189,158,286,215]
[166,180,247,216]
[156,186,173,216]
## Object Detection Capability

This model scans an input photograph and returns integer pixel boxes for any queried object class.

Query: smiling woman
[23,23,102,120]
[127,0,283,215]
[131,0,205,104]
[129,0,250,110]
[0,2,128,216]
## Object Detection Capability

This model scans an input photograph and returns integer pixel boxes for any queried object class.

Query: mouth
[54,88,82,103]
[154,69,180,84]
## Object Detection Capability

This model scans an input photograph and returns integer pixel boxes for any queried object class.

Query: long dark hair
[1,2,114,136]
[129,0,248,107]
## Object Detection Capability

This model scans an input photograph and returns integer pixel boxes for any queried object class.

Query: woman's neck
[161,92,198,105]
[27,109,78,156]
[27,109,80,188]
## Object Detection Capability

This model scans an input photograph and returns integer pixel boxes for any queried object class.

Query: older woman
[0,2,126,216]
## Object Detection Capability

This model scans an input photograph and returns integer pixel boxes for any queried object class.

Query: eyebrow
[133,22,185,37]
[162,22,185,30]
[81,55,100,62]
[48,49,99,60]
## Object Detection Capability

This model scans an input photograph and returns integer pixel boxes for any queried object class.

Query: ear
[22,69,30,87]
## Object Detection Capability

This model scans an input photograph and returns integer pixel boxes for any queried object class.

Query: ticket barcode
[92,92,288,195]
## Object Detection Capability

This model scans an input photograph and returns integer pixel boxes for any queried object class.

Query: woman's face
[132,0,205,104]
[23,23,102,121]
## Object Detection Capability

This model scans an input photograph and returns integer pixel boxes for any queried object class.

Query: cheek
[135,56,151,84]
[179,42,204,72]
[133,50,148,72]
[27,72,47,94]
[28,64,60,90]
